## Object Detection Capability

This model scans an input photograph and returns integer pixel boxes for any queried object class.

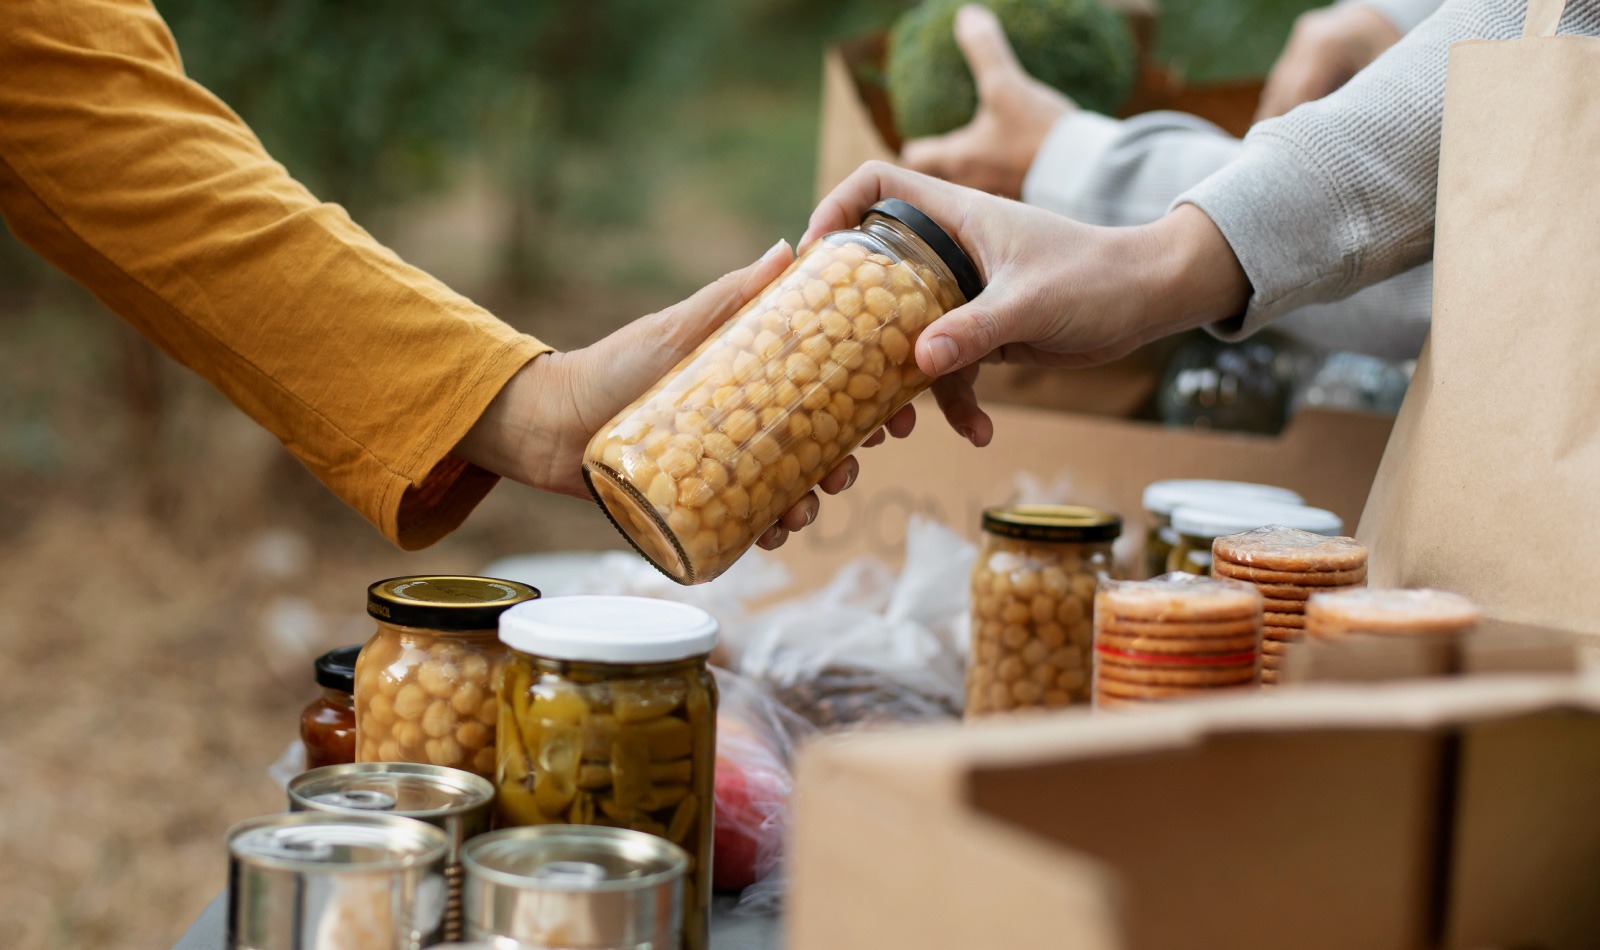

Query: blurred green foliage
[1155,0,1325,82]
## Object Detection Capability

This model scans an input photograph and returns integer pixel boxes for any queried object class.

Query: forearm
[0,0,548,548]
[1176,0,1570,335]
[1023,111,1244,227]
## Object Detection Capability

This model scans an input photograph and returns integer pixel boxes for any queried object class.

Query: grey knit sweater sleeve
[1178,0,1598,338]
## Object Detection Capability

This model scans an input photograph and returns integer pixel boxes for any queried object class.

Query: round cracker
[1213,559,1368,586]
[1260,652,1284,669]
[1095,630,1260,655]
[1304,588,1481,636]
[1096,660,1257,688]
[1245,581,1367,601]
[1261,597,1309,613]
[1261,669,1282,684]
[1212,526,1368,572]
[1096,677,1257,701]
[1097,616,1261,639]
[1096,574,1261,623]
[1261,638,1291,655]
[1263,611,1307,629]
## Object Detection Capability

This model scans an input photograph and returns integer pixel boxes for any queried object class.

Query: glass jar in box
[355,576,540,779]
[301,645,361,770]
[583,198,983,584]
[1140,480,1302,579]
[966,505,1121,716]
[495,596,717,950]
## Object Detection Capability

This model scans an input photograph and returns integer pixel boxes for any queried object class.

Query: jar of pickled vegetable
[301,645,361,770]
[967,505,1121,716]
[1141,480,1302,579]
[355,576,540,779]
[583,199,983,585]
[495,595,717,950]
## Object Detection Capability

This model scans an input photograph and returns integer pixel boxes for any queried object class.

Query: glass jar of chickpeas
[967,505,1121,716]
[355,576,540,779]
[583,199,982,584]
[495,596,717,950]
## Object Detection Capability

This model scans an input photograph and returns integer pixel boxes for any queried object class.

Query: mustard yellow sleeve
[0,0,552,549]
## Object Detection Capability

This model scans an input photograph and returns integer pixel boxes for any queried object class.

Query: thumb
[655,239,794,348]
[954,4,1024,98]
[914,293,1014,376]
[901,124,983,178]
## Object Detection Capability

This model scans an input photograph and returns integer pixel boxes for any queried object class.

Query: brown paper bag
[1358,0,1600,636]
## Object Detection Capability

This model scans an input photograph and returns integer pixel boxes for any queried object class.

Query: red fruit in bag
[713,757,764,891]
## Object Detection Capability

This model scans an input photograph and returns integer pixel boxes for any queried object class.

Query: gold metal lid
[981,505,1122,543]
[367,576,540,631]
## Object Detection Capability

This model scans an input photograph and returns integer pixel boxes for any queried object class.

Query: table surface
[174,890,782,949]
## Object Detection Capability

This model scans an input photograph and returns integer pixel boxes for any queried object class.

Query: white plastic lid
[497,595,718,664]
[1142,480,1303,516]
[1171,499,1343,539]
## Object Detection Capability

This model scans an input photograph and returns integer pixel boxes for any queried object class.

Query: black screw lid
[314,645,362,693]
[863,198,985,304]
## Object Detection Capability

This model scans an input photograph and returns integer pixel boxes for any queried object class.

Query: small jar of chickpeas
[354,576,540,779]
[966,505,1121,716]
[583,199,983,584]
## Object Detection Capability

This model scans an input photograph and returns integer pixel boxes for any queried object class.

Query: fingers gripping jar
[356,577,540,779]
[583,199,983,584]
[967,506,1122,715]
[495,596,718,950]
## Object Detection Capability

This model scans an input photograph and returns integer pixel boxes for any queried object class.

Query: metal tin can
[226,812,449,950]
[463,825,688,950]
[288,763,495,943]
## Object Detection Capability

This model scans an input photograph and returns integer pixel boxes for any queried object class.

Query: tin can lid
[1142,479,1303,517]
[289,763,494,818]
[1171,500,1343,539]
[313,645,362,693]
[498,595,717,664]
[981,505,1121,543]
[227,813,447,871]
[863,199,984,304]
[464,826,687,893]
[367,576,540,631]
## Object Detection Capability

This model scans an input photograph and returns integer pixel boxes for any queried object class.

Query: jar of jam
[495,595,717,950]
[1168,501,1342,575]
[301,645,361,770]
[1141,480,1302,579]
[583,198,982,585]
[967,505,1121,716]
[355,576,540,779]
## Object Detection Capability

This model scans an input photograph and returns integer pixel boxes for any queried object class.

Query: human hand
[900,4,1075,200]
[802,162,1251,430]
[456,242,913,549]
[1254,2,1401,122]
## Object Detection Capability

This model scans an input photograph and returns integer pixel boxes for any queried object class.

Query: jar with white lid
[1141,480,1303,579]
[1168,500,1343,575]
[496,596,717,950]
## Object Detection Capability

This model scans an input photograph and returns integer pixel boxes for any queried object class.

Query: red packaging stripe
[1094,644,1259,666]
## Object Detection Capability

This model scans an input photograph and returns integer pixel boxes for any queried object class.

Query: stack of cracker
[1305,588,1481,642]
[1092,573,1264,710]
[1210,526,1369,686]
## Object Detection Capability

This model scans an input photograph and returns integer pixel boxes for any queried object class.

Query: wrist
[1143,204,1252,333]
[454,351,582,496]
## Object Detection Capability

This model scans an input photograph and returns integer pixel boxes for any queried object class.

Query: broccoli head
[886,0,1137,140]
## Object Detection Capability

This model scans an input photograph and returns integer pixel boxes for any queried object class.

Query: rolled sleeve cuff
[1347,0,1441,35]
[1174,134,1362,341]
[1021,111,1128,215]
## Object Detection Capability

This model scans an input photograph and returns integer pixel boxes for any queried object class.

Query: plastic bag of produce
[711,667,814,913]
[736,515,976,728]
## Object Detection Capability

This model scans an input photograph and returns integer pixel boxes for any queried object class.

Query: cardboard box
[789,674,1600,950]
[772,392,1394,591]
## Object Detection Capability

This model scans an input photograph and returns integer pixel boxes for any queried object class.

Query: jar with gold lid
[967,505,1121,715]
[355,576,540,778]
